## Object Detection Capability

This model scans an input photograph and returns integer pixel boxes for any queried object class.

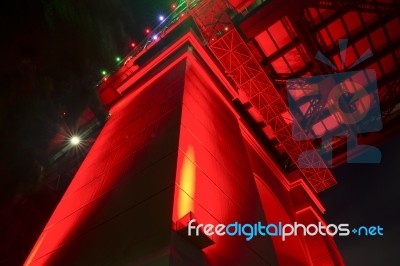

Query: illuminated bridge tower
[27,0,400,265]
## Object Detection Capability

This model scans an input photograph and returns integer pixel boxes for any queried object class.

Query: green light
[101,70,107,75]
[116,57,121,62]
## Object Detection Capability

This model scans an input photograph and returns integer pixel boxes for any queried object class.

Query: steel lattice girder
[210,30,336,192]
[190,0,233,42]
[190,0,336,192]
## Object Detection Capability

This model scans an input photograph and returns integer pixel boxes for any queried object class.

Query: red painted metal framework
[190,0,336,192]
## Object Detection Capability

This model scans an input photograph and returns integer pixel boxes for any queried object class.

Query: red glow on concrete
[296,207,345,265]
[25,54,187,265]
[171,50,278,264]
[175,146,196,220]
[254,176,313,265]
[24,233,47,266]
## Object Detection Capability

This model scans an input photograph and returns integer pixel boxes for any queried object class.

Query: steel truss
[190,0,337,192]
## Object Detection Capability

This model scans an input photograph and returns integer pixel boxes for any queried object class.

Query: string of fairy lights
[99,1,194,83]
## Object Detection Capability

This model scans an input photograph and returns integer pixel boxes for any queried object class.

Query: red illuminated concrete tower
[26,0,399,265]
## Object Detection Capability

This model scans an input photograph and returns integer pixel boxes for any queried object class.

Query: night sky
[321,137,400,265]
[1,0,399,265]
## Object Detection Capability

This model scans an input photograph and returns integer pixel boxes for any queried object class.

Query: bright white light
[70,136,81,145]
[153,35,158,40]
[159,15,164,21]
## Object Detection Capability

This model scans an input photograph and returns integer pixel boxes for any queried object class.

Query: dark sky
[320,137,400,265]
[1,0,399,265]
